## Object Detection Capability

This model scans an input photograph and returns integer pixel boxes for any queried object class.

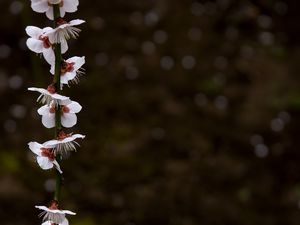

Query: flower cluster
[26,0,85,224]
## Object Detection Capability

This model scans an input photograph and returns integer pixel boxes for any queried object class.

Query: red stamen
[49,106,56,114]
[61,106,70,113]
[61,62,75,75]
[56,17,67,26]
[57,131,71,140]
[48,200,59,210]
[41,148,55,161]
[38,35,51,49]
[47,84,56,94]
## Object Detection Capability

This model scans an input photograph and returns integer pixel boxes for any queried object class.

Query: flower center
[47,84,56,94]
[38,35,51,49]
[49,106,56,114]
[61,105,70,113]
[41,148,55,161]
[57,131,71,140]
[56,17,67,26]
[61,62,75,75]
[49,200,59,210]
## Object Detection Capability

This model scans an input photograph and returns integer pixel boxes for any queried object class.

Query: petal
[60,73,72,84]
[69,19,85,26]
[43,48,55,65]
[46,8,54,20]
[42,27,54,33]
[25,26,42,38]
[61,210,76,215]
[37,105,50,116]
[35,206,49,211]
[50,64,55,75]
[61,113,77,128]
[37,156,53,170]
[53,160,63,174]
[65,71,77,81]
[41,113,56,128]
[43,139,59,147]
[28,142,43,156]
[26,38,43,53]
[67,101,82,113]
[60,218,69,225]
[59,7,66,18]
[62,0,78,12]
[67,56,85,71]
[61,40,68,54]
[42,221,52,225]
[31,0,49,13]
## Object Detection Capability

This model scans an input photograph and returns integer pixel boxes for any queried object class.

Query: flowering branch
[26,0,85,224]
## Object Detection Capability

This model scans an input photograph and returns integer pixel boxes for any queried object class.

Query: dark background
[1,0,300,224]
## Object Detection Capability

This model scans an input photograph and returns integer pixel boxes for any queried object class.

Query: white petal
[53,160,63,174]
[43,139,59,147]
[52,93,69,101]
[42,113,56,128]
[43,27,54,33]
[67,56,85,71]
[25,26,42,38]
[68,101,82,113]
[37,105,50,116]
[31,0,49,13]
[69,19,86,26]
[61,134,85,144]
[26,38,43,53]
[43,48,55,65]
[42,221,52,225]
[61,40,68,54]
[59,7,66,18]
[62,0,78,12]
[60,73,72,84]
[46,7,54,20]
[35,205,49,211]
[28,142,43,156]
[61,113,77,128]
[60,218,69,225]
[37,156,53,170]
[50,64,55,75]
[61,210,76,215]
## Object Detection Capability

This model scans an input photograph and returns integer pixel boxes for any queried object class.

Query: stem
[53,4,63,205]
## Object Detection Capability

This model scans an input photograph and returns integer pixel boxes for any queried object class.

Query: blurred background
[1,0,300,224]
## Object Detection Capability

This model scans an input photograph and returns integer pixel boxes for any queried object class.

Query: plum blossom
[28,85,69,105]
[26,26,54,64]
[36,201,76,224]
[47,19,85,44]
[44,131,85,157]
[31,0,79,20]
[37,99,82,128]
[50,56,85,86]
[26,25,69,65]
[28,141,62,173]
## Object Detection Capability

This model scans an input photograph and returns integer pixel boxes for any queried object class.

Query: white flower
[36,201,76,224]
[28,142,62,173]
[26,26,68,65]
[31,0,79,20]
[42,218,69,225]
[28,85,69,105]
[50,56,85,86]
[37,99,82,128]
[47,19,85,44]
[44,131,85,157]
